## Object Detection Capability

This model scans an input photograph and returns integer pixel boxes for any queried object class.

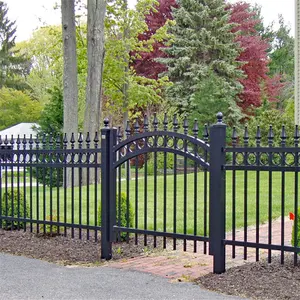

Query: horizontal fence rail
[104,113,211,256]
[1,114,300,274]
[224,124,300,271]
[0,132,102,242]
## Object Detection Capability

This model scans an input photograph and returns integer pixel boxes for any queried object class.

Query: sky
[6,0,295,42]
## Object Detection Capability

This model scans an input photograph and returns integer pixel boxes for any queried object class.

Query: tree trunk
[123,0,130,179]
[61,0,79,187]
[83,0,106,185]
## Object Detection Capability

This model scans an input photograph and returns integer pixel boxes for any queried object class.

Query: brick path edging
[107,217,293,281]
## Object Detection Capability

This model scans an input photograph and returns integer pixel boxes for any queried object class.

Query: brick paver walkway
[107,217,293,281]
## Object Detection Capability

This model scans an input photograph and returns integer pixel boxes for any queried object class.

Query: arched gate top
[113,131,210,169]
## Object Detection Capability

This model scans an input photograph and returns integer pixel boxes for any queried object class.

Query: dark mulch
[196,254,300,300]
[0,228,160,265]
[3,228,300,300]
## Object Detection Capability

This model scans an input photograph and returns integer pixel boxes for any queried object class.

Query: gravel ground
[196,254,300,300]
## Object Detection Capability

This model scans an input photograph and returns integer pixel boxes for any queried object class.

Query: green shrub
[98,192,134,241]
[31,165,63,187]
[146,153,174,175]
[1,189,28,229]
[291,210,300,250]
[247,109,295,147]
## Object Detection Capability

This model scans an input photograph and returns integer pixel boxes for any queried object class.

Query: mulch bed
[196,254,300,300]
[2,228,300,299]
[0,228,160,265]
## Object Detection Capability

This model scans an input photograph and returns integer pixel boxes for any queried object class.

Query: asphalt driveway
[0,253,245,299]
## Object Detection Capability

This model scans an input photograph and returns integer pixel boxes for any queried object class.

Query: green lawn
[2,170,298,235]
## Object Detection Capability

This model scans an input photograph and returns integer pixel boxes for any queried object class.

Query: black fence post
[209,112,226,274]
[101,119,117,260]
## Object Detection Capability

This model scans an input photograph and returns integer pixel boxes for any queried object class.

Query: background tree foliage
[160,0,244,125]
[0,88,41,130]
[3,0,296,145]
[0,1,30,90]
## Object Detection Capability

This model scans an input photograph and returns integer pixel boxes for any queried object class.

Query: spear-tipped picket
[117,126,122,142]
[42,134,47,149]
[49,133,53,149]
[70,133,75,149]
[21,135,26,149]
[163,113,168,131]
[153,112,158,131]
[125,120,131,137]
[63,133,68,149]
[295,125,299,147]
[78,133,83,148]
[35,135,40,149]
[143,114,149,132]
[173,114,179,132]
[10,135,14,147]
[193,119,199,138]
[255,126,261,147]
[280,125,287,146]
[93,132,99,147]
[56,135,61,148]
[268,125,274,146]
[134,118,140,134]
[29,134,34,150]
[16,135,21,149]
[243,126,249,147]
[85,132,91,148]
[203,124,209,143]
[183,115,188,135]
[232,127,238,147]
[94,132,99,144]
[4,135,8,146]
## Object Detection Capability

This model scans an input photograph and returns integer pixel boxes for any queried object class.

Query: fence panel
[0,132,102,241]
[225,124,300,268]
[109,114,211,254]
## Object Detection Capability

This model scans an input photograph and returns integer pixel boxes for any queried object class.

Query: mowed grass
[2,170,298,235]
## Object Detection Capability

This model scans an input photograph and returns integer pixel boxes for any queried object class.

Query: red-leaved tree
[229,2,283,113]
[133,0,177,79]
[133,1,283,115]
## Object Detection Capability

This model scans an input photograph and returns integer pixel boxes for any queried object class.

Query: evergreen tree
[0,2,29,89]
[160,0,244,125]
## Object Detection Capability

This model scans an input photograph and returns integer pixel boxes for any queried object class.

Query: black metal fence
[1,113,300,274]
[0,132,102,241]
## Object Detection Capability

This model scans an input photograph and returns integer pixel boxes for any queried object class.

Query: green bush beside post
[98,192,134,241]
[291,210,300,250]
[1,189,28,229]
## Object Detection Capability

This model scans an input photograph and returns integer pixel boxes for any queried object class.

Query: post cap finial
[216,112,223,123]
[104,118,109,128]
